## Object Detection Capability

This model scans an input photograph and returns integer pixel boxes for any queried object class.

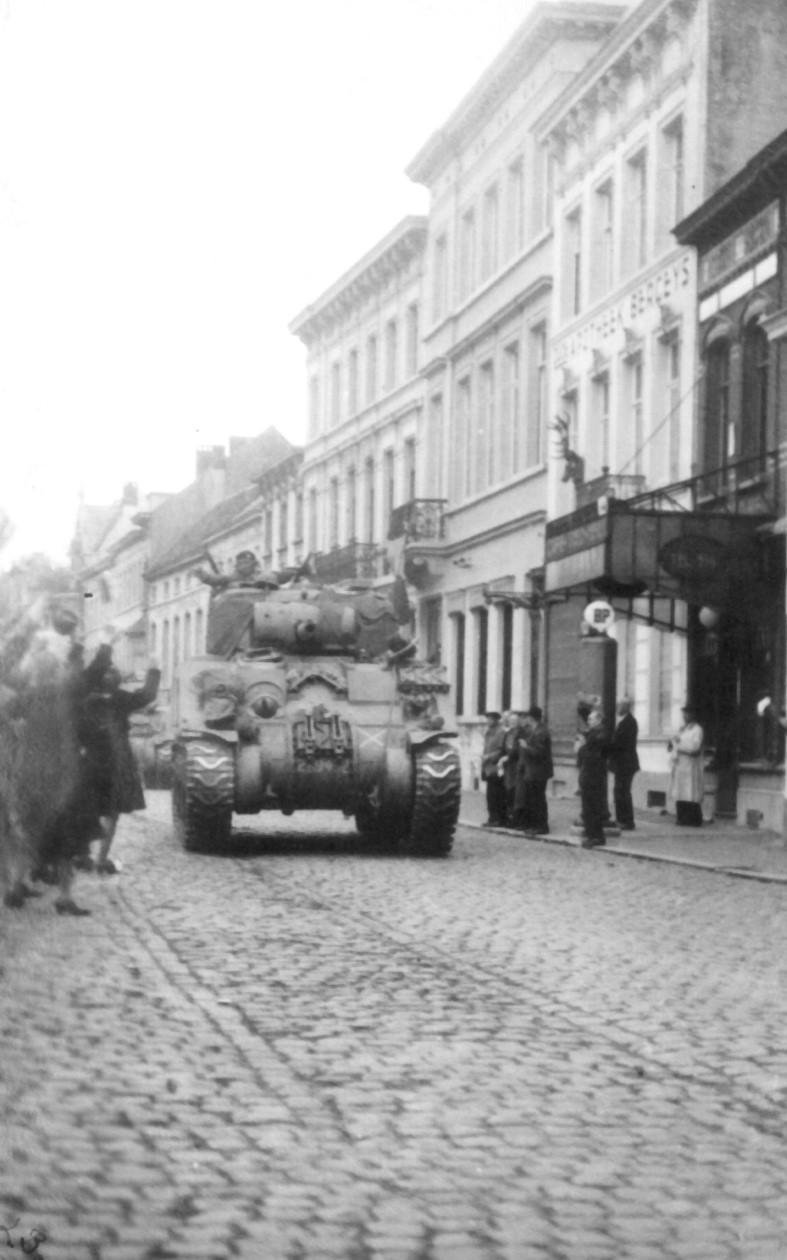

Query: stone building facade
[535,0,787,815]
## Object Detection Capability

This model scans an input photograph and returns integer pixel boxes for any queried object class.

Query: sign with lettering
[658,535,728,583]
[699,202,779,294]
[554,252,692,364]
[582,600,616,633]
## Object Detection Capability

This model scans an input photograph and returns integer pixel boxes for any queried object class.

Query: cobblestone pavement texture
[0,790,785,1260]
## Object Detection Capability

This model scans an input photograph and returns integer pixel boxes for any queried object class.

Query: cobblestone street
[1,793,786,1260]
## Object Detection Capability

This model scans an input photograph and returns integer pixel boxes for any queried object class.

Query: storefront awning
[545,498,772,608]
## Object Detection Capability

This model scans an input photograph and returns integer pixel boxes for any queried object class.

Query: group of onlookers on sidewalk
[0,600,160,916]
[482,698,707,847]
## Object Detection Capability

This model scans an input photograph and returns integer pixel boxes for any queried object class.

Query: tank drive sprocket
[172,737,235,852]
[400,742,462,857]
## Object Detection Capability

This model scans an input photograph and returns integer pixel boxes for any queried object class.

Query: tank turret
[170,575,461,856]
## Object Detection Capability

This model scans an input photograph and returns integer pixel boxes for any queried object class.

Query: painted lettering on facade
[554,253,692,364]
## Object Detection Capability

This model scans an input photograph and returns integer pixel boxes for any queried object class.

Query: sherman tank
[170,575,462,856]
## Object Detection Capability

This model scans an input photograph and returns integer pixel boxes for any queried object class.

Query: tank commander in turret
[192,550,279,593]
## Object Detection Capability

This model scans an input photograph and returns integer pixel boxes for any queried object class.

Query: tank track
[171,738,235,852]
[400,742,461,858]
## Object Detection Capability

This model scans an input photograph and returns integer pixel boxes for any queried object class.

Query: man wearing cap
[608,697,639,830]
[669,706,704,826]
[481,710,507,827]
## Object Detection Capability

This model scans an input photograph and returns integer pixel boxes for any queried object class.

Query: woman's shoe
[96,859,118,875]
[54,899,91,916]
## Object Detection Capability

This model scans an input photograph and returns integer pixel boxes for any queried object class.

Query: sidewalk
[460,789,787,884]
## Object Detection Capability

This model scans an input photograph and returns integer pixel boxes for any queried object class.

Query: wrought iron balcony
[576,471,646,509]
[313,542,382,583]
[625,449,781,517]
[388,499,446,543]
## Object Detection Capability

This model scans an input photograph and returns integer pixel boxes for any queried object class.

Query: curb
[460,818,787,886]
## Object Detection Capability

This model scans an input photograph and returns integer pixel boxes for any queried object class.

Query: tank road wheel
[171,738,235,853]
[400,742,461,858]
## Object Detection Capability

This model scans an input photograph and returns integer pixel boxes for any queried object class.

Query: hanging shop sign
[582,600,616,633]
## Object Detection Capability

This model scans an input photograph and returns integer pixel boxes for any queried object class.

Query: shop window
[452,613,466,716]
[475,608,488,716]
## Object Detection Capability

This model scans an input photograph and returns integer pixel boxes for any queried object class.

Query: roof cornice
[406,2,627,186]
[289,216,428,345]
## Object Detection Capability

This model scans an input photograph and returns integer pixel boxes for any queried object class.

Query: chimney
[122,482,138,506]
[196,445,226,478]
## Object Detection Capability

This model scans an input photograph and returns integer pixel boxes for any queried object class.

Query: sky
[0,0,546,566]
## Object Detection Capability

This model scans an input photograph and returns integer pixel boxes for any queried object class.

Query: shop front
[544,467,784,822]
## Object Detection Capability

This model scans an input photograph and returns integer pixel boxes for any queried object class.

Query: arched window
[741,320,769,463]
[703,336,731,472]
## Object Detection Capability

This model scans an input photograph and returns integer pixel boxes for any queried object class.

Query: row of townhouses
[72,0,787,832]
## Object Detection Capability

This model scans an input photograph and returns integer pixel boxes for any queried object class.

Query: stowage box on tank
[170,575,461,856]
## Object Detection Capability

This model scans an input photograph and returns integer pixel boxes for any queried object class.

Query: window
[475,608,488,715]
[162,620,170,685]
[195,609,204,655]
[264,508,273,561]
[481,183,499,280]
[348,348,359,416]
[309,375,320,436]
[406,304,419,376]
[331,362,341,427]
[346,466,357,540]
[383,449,395,532]
[704,338,731,471]
[592,180,615,297]
[459,207,476,300]
[364,458,375,544]
[279,497,289,551]
[660,115,685,244]
[452,613,466,717]
[501,604,513,712]
[433,233,448,321]
[294,491,304,543]
[565,208,582,317]
[627,354,645,475]
[150,622,157,656]
[328,478,340,548]
[385,319,398,391]
[592,372,611,473]
[476,361,494,491]
[184,612,191,661]
[666,335,682,481]
[427,393,443,497]
[506,158,524,257]
[403,438,416,502]
[530,140,553,237]
[529,324,548,467]
[424,598,442,665]
[501,342,521,475]
[366,334,378,403]
[454,375,473,500]
[308,487,318,553]
[742,321,769,462]
[625,149,648,273]
[173,616,180,670]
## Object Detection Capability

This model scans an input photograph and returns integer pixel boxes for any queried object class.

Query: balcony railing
[388,499,446,543]
[625,449,781,517]
[576,471,646,509]
[313,542,382,583]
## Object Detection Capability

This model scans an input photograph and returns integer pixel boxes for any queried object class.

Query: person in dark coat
[515,706,554,836]
[480,711,507,826]
[80,651,161,874]
[575,708,609,848]
[607,697,639,830]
